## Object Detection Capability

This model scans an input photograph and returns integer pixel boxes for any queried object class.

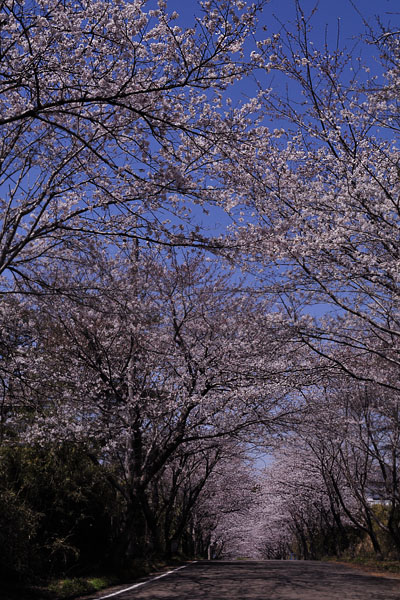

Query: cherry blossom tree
[193,436,354,561]
[189,449,260,559]
[151,440,223,557]
[251,440,355,560]
[0,0,267,291]
[5,0,400,572]
[0,1,285,565]
[231,365,400,560]
[0,294,35,445]
[211,2,400,393]
[208,6,400,559]
[298,379,400,557]
[4,245,296,561]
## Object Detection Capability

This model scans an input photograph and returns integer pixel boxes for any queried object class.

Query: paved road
[88,560,400,600]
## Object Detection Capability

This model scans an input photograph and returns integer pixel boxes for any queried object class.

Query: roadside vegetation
[0,441,226,596]
[328,557,400,577]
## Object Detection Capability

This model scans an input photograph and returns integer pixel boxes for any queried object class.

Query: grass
[9,558,186,600]
[2,575,118,600]
[327,556,400,577]
[47,575,116,599]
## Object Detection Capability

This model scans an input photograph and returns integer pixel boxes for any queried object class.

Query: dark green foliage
[0,444,116,580]
[0,441,209,587]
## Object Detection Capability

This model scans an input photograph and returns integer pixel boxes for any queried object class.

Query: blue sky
[159,0,400,238]
[163,0,400,115]
[166,0,400,48]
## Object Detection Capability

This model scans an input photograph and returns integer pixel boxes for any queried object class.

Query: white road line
[95,562,197,599]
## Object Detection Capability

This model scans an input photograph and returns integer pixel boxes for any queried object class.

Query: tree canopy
[1,0,400,581]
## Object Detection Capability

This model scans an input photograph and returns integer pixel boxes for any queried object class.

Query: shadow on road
[88,560,400,600]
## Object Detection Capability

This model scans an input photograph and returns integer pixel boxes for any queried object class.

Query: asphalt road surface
[87,560,400,600]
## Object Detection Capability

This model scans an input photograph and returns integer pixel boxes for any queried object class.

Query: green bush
[0,444,117,580]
